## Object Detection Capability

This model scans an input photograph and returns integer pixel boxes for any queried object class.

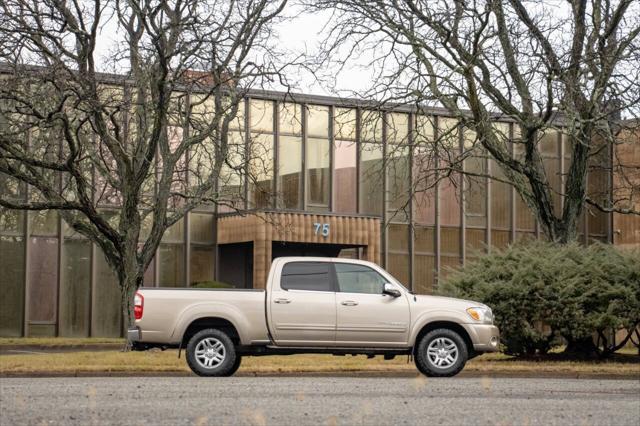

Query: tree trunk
[121,272,143,350]
[564,336,600,359]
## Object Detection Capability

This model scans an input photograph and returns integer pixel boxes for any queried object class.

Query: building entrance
[216,211,381,289]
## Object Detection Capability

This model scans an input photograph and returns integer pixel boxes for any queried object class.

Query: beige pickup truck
[129,257,499,377]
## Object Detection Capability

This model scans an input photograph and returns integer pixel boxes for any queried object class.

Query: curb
[1,370,638,380]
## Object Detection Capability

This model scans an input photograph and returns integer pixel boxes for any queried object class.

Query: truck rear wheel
[186,328,238,377]
[414,328,468,377]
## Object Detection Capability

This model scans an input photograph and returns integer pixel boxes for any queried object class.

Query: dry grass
[1,350,638,377]
[0,337,124,346]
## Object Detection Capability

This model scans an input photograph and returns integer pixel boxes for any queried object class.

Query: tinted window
[335,263,386,294]
[281,262,332,292]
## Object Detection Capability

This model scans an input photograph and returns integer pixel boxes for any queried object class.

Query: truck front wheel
[414,328,468,377]
[186,328,238,377]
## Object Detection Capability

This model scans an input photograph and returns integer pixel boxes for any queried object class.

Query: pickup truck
[129,257,499,377]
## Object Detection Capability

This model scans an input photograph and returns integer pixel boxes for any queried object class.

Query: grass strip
[1,351,638,377]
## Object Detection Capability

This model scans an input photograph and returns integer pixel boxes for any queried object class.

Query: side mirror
[383,283,401,298]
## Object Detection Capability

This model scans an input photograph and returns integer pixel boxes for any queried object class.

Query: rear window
[280,262,332,292]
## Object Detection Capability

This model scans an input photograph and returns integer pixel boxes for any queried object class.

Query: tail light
[134,292,144,320]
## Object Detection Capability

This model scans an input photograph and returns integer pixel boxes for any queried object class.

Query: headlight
[466,307,493,324]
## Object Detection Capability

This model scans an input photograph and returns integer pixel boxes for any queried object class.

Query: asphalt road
[1,376,638,425]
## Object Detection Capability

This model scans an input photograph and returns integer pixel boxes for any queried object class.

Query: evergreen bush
[438,241,640,357]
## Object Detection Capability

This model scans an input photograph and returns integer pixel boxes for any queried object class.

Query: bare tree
[0,0,290,329]
[309,0,640,243]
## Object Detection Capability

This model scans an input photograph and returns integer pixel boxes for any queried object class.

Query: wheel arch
[181,317,241,348]
[412,321,474,356]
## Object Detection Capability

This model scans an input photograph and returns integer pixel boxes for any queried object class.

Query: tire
[228,354,242,375]
[186,328,238,377]
[414,328,468,377]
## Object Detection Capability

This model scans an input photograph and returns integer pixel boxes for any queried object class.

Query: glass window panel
[190,214,215,244]
[280,262,332,292]
[249,99,273,132]
[359,143,384,215]
[92,247,121,337]
[387,224,409,286]
[190,135,215,189]
[278,135,302,209]
[29,211,58,236]
[0,236,25,336]
[388,224,409,251]
[491,230,511,250]
[440,256,462,281]
[490,159,511,229]
[59,239,91,337]
[335,263,387,294]
[307,105,329,138]
[28,237,58,323]
[465,228,486,254]
[190,245,215,285]
[333,140,357,213]
[162,218,185,243]
[438,117,460,149]
[464,154,487,227]
[415,115,435,143]
[414,226,435,254]
[439,176,461,226]
[279,102,302,135]
[440,227,461,256]
[218,131,246,212]
[306,137,330,209]
[515,193,536,230]
[543,155,562,216]
[158,244,185,287]
[0,173,25,201]
[414,145,436,225]
[0,208,24,235]
[144,258,155,287]
[361,110,383,143]
[334,108,356,140]
[387,113,409,144]
[540,129,559,156]
[387,146,410,222]
[414,254,435,294]
[249,133,274,208]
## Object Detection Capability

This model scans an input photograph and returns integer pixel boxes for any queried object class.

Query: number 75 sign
[313,222,330,237]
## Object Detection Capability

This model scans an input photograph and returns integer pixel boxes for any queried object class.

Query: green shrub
[190,280,234,289]
[438,241,640,357]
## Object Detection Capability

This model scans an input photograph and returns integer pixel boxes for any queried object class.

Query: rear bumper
[128,327,141,342]
[462,324,500,352]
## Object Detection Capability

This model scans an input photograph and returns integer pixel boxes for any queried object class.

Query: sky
[93,4,373,99]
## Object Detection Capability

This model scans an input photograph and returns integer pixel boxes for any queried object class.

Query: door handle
[274,298,291,304]
[341,300,358,306]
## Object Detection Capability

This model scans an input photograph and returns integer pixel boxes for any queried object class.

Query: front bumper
[127,327,141,342]
[463,324,500,352]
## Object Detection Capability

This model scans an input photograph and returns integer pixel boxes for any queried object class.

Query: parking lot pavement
[1,376,639,425]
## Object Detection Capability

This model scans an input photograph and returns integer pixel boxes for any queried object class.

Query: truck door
[334,262,410,346]
[269,261,336,346]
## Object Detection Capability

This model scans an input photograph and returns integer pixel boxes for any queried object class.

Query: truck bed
[135,287,269,345]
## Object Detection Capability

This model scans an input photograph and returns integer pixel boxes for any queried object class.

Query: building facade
[0,89,637,338]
